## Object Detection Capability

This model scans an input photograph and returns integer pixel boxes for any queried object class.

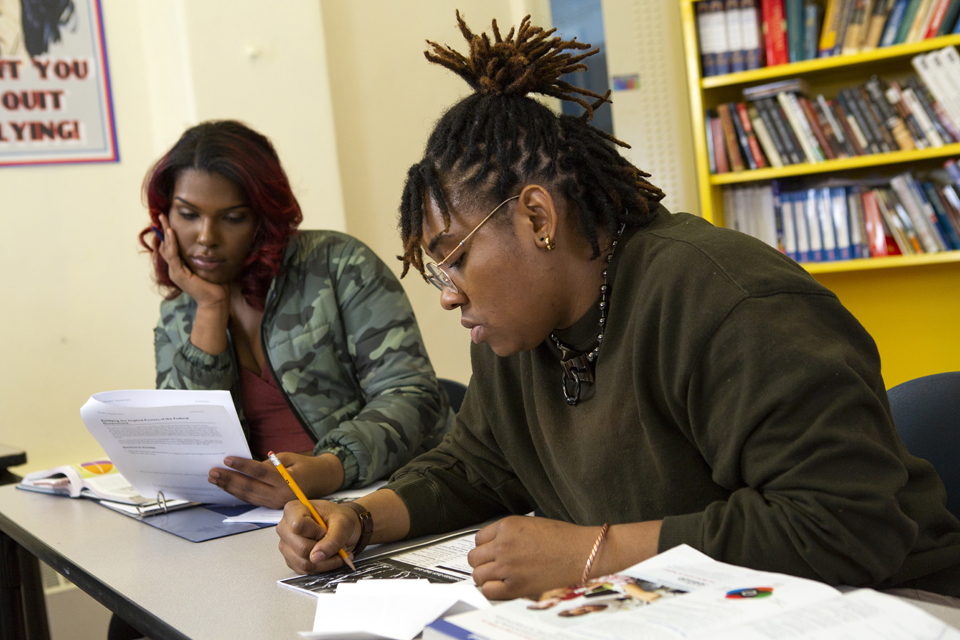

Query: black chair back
[439,378,467,413]
[887,372,960,519]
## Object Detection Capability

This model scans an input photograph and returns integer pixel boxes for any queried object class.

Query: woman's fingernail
[311,550,326,562]
[224,457,234,467]
[209,470,220,479]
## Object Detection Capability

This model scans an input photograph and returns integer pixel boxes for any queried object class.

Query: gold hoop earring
[541,235,556,251]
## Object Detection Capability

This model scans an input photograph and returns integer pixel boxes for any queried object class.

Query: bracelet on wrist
[581,523,610,585]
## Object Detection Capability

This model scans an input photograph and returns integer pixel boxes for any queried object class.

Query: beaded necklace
[549,223,625,406]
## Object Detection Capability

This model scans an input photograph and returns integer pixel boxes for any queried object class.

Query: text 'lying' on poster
[0,0,117,166]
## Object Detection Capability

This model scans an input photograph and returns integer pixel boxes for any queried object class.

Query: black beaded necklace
[549,223,625,406]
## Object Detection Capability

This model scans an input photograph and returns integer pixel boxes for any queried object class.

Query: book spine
[705,111,717,174]
[749,103,785,166]
[726,0,747,72]
[906,0,937,41]
[803,2,824,59]
[891,173,942,251]
[894,0,924,43]
[717,103,747,170]
[939,183,960,237]
[762,0,790,65]
[811,96,847,157]
[831,187,853,259]
[710,110,731,173]
[786,0,806,62]
[905,173,950,248]
[804,188,825,260]
[885,81,928,148]
[836,89,876,152]
[765,96,806,162]
[945,157,960,183]
[842,0,871,54]
[925,0,954,36]
[831,96,869,154]
[901,83,945,145]
[697,2,718,77]
[755,98,792,162]
[865,76,916,150]
[906,72,956,142]
[936,0,960,34]
[818,94,855,155]
[819,0,845,55]
[857,85,897,151]
[921,181,960,248]
[847,185,870,258]
[833,0,858,54]
[817,187,839,259]
[798,96,837,159]
[887,188,925,252]
[880,0,910,46]
[778,91,822,162]
[741,0,766,68]
[875,188,912,253]
[863,0,895,49]
[728,102,758,169]
[861,188,889,256]
[736,102,770,167]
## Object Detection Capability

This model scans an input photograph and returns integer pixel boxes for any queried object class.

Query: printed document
[80,389,251,505]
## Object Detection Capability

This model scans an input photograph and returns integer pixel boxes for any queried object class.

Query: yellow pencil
[267,451,356,571]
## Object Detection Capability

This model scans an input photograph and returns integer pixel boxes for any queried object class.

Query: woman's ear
[518,185,559,251]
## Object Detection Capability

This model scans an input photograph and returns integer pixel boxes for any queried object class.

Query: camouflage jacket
[154,230,454,488]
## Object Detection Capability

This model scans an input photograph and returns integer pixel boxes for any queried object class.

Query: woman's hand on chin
[207,451,345,509]
[158,213,229,310]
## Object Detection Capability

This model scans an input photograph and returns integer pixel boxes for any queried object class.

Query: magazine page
[430,545,841,640]
[281,531,477,596]
[80,390,251,505]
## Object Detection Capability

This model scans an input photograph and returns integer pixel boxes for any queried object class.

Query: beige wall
[1,0,345,473]
[2,0,696,475]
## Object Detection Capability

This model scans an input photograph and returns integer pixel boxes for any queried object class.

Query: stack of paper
[299,580,489,640]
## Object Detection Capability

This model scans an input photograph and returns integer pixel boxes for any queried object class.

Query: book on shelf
[841,0,873,54]
[696,0,729,76]
[786,0,805,62]
[717,103,749,171]
[726,0,748,72]
[804,0,826,58]
[762,0,790,65]
[719,167,960,263]
[880,0,912,46]
[862,0,896,49]
[894,0,925,43]
[736,102,770,167]
[425,545,960,640]
[936,0,960,36]
[742,0,766,69]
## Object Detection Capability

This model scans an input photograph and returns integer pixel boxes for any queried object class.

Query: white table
[0,484,317,640]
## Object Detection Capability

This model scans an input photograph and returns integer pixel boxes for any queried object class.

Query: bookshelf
[679,0,960,386]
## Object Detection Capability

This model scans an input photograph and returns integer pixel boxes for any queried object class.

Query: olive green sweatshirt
[387,206,960,594]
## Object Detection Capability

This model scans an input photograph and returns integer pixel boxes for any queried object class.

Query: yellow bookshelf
[680,0,960,385]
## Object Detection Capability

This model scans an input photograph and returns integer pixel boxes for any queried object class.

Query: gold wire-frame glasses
[424,195,519,293]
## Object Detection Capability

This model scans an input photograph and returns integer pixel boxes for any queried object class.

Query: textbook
[425,545,960,640]
[19,460,149,505]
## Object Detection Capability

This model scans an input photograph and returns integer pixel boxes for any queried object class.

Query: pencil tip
[344,556,357,572]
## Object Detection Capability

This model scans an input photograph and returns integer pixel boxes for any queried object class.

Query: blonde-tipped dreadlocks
[399,11,665,278]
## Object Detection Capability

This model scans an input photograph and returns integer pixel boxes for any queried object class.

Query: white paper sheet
[300,580,489,640]
[80,390,251,505]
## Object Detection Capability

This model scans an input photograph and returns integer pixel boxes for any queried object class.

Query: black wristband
[342,501,373,557]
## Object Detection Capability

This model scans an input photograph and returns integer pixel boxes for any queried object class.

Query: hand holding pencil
[268,451,356,571]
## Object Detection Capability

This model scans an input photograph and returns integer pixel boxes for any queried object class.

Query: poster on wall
[0,0,117,166]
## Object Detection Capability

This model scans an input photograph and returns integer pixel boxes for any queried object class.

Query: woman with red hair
[139,120,453,508]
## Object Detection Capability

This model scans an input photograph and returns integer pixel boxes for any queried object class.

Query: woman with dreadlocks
[277,14,960,601]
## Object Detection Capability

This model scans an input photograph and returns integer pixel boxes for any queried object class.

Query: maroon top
[239,364,315,459]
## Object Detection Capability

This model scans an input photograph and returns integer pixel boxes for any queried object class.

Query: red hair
[139,120,303,309]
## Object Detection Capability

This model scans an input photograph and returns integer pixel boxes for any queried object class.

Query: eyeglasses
[424,195,519,293]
